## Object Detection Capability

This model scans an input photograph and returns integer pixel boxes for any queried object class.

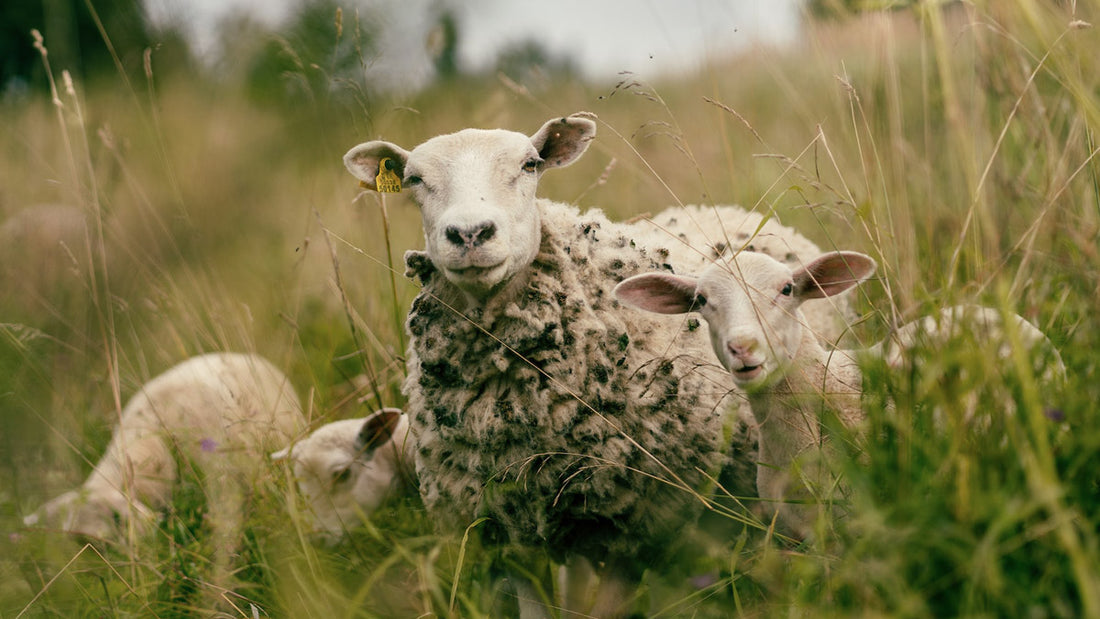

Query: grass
[2,0,1099,616]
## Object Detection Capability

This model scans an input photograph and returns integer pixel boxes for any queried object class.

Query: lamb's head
[24,487,156,543]
[271,408,413,538]
[615,251,877,389]
[343,113,597,300]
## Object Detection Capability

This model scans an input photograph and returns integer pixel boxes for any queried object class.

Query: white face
[344,114,597,303]
[615,250,876,391]
[403,129,545,298]
[694,253,805,389]
[280,417,405,537]
[26,488,155,542]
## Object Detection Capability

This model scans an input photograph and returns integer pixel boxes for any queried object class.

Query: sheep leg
[510,574,554,619]
[558,555,595,615]
[588,563,638,619]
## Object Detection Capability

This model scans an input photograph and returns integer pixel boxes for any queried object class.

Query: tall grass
[1,0,1098,616]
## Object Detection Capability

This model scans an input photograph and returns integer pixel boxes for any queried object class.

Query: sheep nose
[727,339,757,359]
[445,221,497,249]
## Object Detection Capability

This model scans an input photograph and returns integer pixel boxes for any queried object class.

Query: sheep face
[615,251,876,389]
[23,487,157,542]
[344,114,597,300]
[271,409,411,538]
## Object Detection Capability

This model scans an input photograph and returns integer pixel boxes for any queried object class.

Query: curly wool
[405,201,825,566]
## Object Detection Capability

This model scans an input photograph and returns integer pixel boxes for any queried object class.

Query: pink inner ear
[360,410,401,448]
[614,274,697,314]
[798,253,875,298]
[533,116,596,168]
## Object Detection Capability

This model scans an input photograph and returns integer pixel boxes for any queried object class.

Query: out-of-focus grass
[2,0,1099,616]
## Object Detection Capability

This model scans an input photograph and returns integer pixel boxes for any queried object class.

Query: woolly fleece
[403,199,838,568]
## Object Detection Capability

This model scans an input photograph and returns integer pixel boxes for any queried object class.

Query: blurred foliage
[0,0,192,98]
[240,0,378,110]
[494,39,579,88]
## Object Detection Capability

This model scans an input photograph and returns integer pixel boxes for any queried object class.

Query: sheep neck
[748,325,861,469]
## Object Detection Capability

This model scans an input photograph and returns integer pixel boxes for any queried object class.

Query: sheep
[614,249,1065,539]
[271,408,416,538]
[342,112,856,617]
[24,352,305,582]
[0,203,89,312]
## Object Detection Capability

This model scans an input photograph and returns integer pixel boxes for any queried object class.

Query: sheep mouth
[731,364,764,382]
[448,262,505,278]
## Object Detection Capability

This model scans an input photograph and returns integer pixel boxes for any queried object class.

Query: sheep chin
[730,365,769,390]
[441,261,511,297]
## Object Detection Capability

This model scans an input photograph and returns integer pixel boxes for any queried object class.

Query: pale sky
[145,0,800,87]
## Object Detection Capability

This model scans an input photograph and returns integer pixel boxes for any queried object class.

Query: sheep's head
[23,487,156,543]
[615,251,876,389]
[343,113,597,300]
[271,408,412,538]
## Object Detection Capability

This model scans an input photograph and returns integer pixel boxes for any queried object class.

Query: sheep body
[404,203,858,545]
[344,114,855,615]
[271,408,416,537]
[25,352,305,546]
[1,204,89,311]
[615,250,1065,538]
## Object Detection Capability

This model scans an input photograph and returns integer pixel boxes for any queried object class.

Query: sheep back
[68,353,303,536]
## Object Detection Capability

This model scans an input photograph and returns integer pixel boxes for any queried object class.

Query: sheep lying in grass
[615,250,1065,539]
[0,203,89,311]
[343,112,854,616]
[271,408,416,538]
[24,353,304,571]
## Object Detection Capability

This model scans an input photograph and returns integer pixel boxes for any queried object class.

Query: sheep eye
[522,158,542,173]
[404,175,423,186]
[332,467,352,485]
[692,293,707,308]
[780,282,794,297]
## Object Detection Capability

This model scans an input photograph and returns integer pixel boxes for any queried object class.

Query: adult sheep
[615,249,1065,539]
[24,353,305,585]
[342,113,853,617]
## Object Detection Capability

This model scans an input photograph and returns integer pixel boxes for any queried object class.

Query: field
[2,1,1099,616]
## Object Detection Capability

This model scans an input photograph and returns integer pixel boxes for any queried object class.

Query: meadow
[1,1,1099,616]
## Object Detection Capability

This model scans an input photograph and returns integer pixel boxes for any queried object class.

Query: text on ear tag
[375,157,402,193]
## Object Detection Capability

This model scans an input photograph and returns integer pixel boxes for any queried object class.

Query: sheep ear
[343,141,410,189]
[614,272,699,314]
[793,251,877,299]
[530,112,597,170]
[356,408,402,452]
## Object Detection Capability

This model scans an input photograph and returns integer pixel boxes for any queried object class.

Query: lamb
[24,352,305,579]
[271,408,416,538]
[615,249,1065,539]
[342,112,855,617]
[0,203,89,312]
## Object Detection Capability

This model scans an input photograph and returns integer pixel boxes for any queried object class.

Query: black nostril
[445,225,464,247]
[474,222,496,245]
[445,222,497,248]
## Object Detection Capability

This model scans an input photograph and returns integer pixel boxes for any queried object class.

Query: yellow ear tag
[375,157,402,193]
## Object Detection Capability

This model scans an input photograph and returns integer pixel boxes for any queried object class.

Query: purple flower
[200,438,218,453]
[688,571,720,589]
[1044,408,1066,423]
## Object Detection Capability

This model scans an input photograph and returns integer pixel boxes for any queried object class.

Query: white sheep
[271,408,416,538]
[615,249,1065,539]
[342,113,855,617]
[24,352,305,579]
[0,203,89,311]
